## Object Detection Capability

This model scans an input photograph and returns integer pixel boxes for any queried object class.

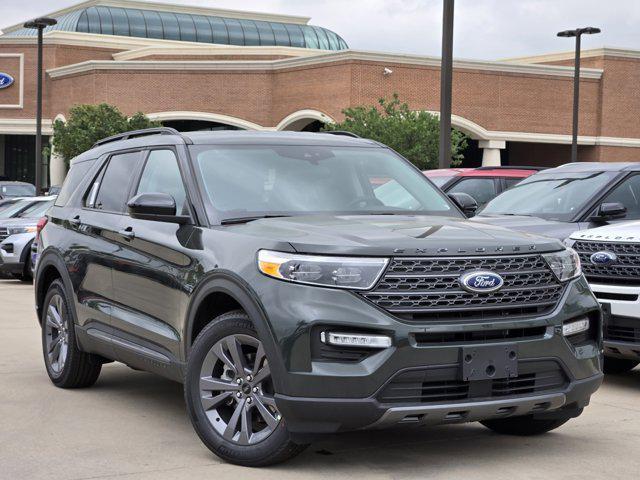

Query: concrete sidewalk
[1,279,639,480]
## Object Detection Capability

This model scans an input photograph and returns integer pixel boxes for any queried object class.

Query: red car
[424,166,544,209]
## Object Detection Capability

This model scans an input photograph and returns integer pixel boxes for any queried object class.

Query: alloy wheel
[44,294,69,375]
[199,334,281,445]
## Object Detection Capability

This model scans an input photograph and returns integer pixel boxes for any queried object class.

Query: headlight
[543,247,581,282]
[257,250,388,290]
[7,226,37,235]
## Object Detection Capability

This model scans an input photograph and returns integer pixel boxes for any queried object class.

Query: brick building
[0,0,638,186]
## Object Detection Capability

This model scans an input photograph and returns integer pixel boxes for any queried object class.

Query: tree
[51,104,161,164]
[323,94,468,170]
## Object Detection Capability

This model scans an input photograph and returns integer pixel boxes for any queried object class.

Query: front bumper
[0,232,32,275]
[276,373,602,433]
[590,283,640,360]
[257,275,603,433]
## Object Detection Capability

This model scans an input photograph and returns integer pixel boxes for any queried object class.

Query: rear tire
[184,310,307,467]
[603,356,639,374]
[41,279,102,388]
[481,411,579,436]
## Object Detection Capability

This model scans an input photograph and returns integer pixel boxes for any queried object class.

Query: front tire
[184,311,307,467]
[603,356,639,374]
[41,279,102,388]
[481,411,580,436]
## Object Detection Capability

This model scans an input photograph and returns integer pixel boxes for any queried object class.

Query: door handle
[69,215,81,227]
[118,227,135,241]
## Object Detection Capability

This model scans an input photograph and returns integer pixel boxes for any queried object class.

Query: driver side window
[136,150,188,214]
[600,175,640,220]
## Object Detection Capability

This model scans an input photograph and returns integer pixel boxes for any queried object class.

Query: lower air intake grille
[377,360,568,404]
[605,315,640,344]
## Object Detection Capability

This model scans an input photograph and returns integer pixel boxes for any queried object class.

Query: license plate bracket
[460,344,518,381]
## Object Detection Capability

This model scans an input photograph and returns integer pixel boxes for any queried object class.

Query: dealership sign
[0,73,14,89]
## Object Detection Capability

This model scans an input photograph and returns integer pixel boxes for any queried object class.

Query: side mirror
[448,192,478,217]
[590,202,627,223]
[127,193,191,225]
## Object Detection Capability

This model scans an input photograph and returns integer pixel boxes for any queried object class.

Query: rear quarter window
[54,160,96,207]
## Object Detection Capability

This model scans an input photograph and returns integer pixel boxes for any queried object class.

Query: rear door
[71,150,144,355]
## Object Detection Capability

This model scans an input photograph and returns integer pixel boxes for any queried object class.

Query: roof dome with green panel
[2,0,349,51]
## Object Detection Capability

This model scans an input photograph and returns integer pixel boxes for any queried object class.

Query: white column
[479,140,506,166]
[49,141,67,186]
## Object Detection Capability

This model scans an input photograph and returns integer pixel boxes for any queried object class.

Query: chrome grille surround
[574,241,640,286]
[361,254,565,322]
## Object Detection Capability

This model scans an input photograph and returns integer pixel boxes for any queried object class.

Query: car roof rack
[474,166,547,171]
[92,127,186,148]
[319,131,361,138]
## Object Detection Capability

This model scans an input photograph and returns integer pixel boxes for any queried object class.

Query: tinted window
[503,177,524,189]
[94,152,142,213]
[599,174,640,220]
[1,184,35,197]
[429,175,455,188]
[176,14,197,42]
[158,12,180,40]
[448,178,497,208]
[136,150,187,214]
[55,161,94,207]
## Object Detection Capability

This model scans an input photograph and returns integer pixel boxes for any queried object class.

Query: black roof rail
[92,127,186,148]
[319,131,361,139]
[474,166,547,171]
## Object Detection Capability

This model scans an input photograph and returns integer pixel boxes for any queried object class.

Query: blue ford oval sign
[0,73,14,90]
[459,270,504,293]
[590,251,617,265]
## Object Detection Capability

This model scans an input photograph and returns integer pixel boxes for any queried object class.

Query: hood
[0,218,37,228]
[570,220,640,243]
[472,214,577,242]
[222,215,563,256]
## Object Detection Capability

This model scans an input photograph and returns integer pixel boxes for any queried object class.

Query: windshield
[429,175,455,187]
[191,145,459,222]
[1,184,35,197]
[17,200,54,219]
[480,171,619,221]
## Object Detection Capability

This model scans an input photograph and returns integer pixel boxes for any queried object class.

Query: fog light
[320,332,392,349]
[563,318,590,337]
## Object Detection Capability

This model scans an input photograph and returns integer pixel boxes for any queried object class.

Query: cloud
[2,0,639,59]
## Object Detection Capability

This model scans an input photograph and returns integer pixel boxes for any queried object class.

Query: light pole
[23,17,57,194]
[557,27,601,163]
[439,0,454,169]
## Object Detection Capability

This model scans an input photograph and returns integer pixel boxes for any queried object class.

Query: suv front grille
[377,360,567,404]
[0,228,8,242]
[361,255,564,322]
[605,315,640,344]
[574,241,640,286]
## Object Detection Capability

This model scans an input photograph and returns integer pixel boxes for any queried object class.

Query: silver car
[0,197,55,281]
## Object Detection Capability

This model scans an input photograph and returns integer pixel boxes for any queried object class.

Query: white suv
[568,221,640,374]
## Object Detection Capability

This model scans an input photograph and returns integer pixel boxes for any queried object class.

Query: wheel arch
[185,271,287,390]
[35,250,75,326]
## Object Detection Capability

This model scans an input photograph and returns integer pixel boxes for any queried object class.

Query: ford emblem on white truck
[590,251,618,265]
[459,271,504,293]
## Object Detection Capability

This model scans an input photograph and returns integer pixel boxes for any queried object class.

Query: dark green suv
[35,129,603,466]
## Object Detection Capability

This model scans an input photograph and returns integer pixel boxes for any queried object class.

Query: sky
[2,0,639,59]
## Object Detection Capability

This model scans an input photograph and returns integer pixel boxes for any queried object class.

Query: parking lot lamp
[439,0,455,169]
[557,27,601,163]
[23,17,57,194]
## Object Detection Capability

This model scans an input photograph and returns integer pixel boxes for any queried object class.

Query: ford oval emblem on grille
[459,271,504,293]
[590,251,618,265]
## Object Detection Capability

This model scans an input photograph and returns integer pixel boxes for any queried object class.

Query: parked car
[425,166,542,210]
[36,129,602,467]
[474,162,640,240]
[0,197,23,214]
[567,221,640,374]
[0,181,36,199]
[0,197,55,281]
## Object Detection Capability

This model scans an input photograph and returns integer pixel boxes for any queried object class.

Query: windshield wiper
[220,214,292,225]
